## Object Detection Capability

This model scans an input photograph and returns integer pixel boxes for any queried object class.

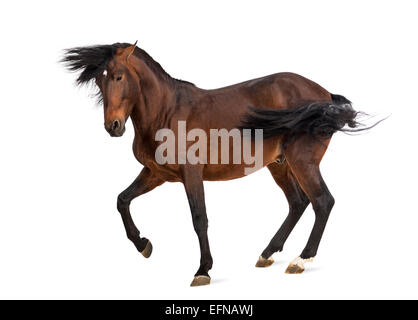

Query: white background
[0,0,417,299]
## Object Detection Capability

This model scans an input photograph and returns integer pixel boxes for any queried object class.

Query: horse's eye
[116,76,122,81]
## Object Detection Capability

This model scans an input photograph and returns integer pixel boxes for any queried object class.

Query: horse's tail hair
[239,94,379,143]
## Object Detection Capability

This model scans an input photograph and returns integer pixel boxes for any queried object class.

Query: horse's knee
[192,214,208,233]
[322,193,335,212]
[117,193,130,212]
[193,221,208,234]
[327,194,335,211]
[312,192,335,219]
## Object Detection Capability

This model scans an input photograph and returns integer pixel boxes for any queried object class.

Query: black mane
[61,43,193,86]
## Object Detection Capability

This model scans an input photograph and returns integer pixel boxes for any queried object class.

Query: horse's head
[97,44,140,137]
[62,42,140,137]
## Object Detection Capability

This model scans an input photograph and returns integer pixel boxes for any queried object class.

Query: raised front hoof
[285,264,305,274]
[190,275,211,287]
[140,240,153,258]
[255,256,274,268]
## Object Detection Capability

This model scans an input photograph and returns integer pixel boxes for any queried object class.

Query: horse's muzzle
[105,119,125,137]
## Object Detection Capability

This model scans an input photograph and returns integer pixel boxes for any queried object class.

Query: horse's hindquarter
[195,72,331,181]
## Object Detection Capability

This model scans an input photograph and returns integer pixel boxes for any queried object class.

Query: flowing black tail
[240,94,372,143]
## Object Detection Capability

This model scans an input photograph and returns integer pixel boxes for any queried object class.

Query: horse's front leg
[181,165,213,287]
[117,167,164,257]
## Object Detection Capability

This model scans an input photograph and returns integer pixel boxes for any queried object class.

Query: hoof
[255,255,274,268]
[285,264,305,274]
[190,275,211,287]
[285,256,313,274]
[140,240,153,258]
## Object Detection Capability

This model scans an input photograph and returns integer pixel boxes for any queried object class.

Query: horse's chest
[132,137,154,165]
[132,137,181,182]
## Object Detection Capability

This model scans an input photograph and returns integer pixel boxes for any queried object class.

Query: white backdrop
[0,0,416,299]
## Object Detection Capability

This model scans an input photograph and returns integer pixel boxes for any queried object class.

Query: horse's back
[242,72,331,109]
[203,72,331,113]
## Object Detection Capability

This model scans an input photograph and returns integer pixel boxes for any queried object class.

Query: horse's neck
[130,58,175,137]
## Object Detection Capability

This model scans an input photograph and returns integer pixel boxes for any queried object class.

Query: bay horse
[62,42,368,286]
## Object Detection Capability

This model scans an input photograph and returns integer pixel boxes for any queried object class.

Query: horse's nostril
[112,120,120,131]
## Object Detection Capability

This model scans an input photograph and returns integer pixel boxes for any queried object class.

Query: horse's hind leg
[283,136,335,274]
[256,162,309,267]
[117,167,164,257]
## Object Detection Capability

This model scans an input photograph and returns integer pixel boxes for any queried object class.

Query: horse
[62,42,370,286]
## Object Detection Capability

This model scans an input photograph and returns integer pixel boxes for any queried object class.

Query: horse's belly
[202,138,281,181]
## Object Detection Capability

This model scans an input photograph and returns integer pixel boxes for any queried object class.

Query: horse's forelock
[61,44,128,85]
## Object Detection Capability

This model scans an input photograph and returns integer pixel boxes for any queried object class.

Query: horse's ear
[126,41,138,60]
